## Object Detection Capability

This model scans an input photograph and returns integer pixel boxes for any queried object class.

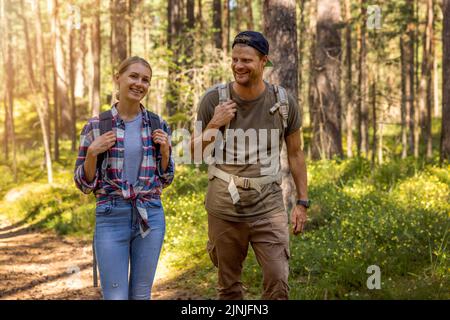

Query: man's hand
[210,100,237,128]
[291,204,308,235]
[87,131,116,157]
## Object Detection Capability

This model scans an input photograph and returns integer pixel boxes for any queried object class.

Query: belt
[208,165,282,204]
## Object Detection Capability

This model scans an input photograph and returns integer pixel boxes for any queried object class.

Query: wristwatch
[296,199,311,209]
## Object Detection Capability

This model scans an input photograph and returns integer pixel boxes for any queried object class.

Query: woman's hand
[152,129,170,173]
[87,131,116,157]
[152,129,170,156]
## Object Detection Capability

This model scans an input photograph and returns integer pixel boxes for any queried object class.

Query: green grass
[0,143,448,299]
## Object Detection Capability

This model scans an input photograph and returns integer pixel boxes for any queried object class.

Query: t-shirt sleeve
[196,90,219,131]
[284,93,302,137]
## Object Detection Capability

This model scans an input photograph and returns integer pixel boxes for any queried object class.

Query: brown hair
[115,56,152,100]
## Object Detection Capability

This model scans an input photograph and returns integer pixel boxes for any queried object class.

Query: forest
[0,0,449,300]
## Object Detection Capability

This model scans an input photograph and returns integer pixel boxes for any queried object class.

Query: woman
[74,56,174,300]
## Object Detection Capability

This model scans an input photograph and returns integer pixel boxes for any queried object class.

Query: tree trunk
[244,0,254,30]
[441,0,450,162]
[111,0,128,72]
[53,0,71,139]
[418,0,433,159]
[400,36,409,159]
[128,0,143,56]
[1,0,17,181]
[344,0,353,158]
[235,0,242,31]
[424,0,434,159]
[310,0,343,160]
[307,0,317,158]
[433,33,439,117]
[407,0,418,157]
[263,0,298,213]
[75,22,86,98]
[212,0,222,50]
[166,0,183,116]
[2,92,7,160]
[298,0,306,150]
[357,1,368,157]
[91,1,101,116]
[30,0,54,183]
[69,25,77,151]
[186,0,195,64]
[371,79,377,167]
[222,0,230,52]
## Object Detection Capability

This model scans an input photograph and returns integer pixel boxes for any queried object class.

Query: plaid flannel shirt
[74,104,175,238]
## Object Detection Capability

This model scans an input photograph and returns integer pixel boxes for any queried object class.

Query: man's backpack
[92,109,162,288]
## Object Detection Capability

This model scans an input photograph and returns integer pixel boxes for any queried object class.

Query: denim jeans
[94,198,165,300]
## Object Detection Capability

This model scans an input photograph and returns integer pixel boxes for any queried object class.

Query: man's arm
[285,129,308,235]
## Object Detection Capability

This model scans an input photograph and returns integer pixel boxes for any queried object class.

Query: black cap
[232,31,273,67]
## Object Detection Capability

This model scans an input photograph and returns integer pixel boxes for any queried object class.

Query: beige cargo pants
[207,211,290,300]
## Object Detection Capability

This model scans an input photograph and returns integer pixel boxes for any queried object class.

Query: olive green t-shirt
[196,81,301,222]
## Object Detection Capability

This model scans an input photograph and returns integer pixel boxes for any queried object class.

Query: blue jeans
[94,198,165,300]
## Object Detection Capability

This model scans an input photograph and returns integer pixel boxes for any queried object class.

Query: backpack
[95,109,162,173]
[92,109,162,288]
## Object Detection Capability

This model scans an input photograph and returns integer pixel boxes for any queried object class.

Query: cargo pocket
[206,241,219,268]
[284,247,290,261]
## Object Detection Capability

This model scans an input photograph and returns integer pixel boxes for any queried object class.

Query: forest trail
[0,215,203,300]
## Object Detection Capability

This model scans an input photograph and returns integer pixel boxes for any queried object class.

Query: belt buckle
[242,177,250,189]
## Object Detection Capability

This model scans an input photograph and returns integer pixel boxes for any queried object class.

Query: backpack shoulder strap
[216,82,231,148]
[147,111,161,132]
[217,82,231,104]
[99,110,113,135]
[147,110,162,157]
[270,84,289,129]
[96,110,113,173]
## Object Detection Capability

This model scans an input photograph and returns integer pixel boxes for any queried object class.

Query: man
[191,31,309,300]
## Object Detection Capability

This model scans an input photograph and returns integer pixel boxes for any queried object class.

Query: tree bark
[111,0,128,72]
[344,0,353,158]
[407,0,418,157]
[357,1,368,157]
[310,0,343,160]
[69,25,77,151]
[91,1,101,116]
[400,36,409,159]
[25,0,54,183]
[166,0,183,116]
[52,0,71,139]
[1,0,17,181]
[298,0,306,150]
[222,0,230,52]
[212,0,222,50]
[263,0,298,213]
[441,0,450,162]
[244,0,254,30]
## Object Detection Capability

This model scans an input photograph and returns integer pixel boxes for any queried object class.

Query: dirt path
[0,215,202,300]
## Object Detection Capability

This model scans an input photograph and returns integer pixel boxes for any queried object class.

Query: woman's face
[116,63,152,102]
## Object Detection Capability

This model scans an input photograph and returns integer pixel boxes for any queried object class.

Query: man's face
[231,45,267,87]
